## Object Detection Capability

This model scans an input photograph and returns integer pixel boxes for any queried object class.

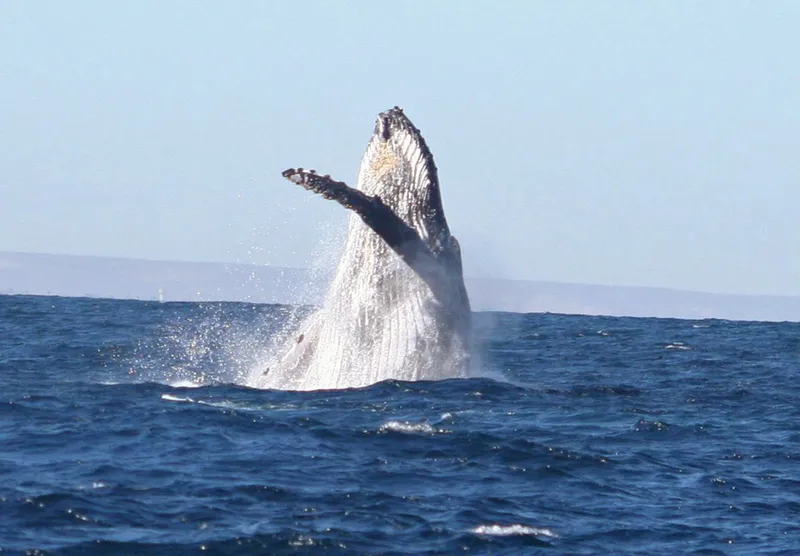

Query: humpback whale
[257,107,471,391]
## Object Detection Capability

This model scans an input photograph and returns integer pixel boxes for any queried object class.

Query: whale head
[355,107,450,253]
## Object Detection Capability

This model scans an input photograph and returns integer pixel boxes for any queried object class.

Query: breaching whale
[257,107,471,391]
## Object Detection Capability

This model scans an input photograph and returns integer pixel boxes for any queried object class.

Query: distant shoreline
[1,251,798,322]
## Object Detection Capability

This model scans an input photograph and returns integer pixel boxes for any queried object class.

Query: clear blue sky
[1,1,798,295]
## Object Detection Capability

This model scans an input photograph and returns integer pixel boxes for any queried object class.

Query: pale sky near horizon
[1,1,798,296]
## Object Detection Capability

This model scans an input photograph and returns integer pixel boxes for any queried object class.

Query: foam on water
[161,393,193,402]
[378,420,440,434]
[471,524,559,537]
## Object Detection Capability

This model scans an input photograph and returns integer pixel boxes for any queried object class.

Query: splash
[114,209,348,389]
[119,301,308,388]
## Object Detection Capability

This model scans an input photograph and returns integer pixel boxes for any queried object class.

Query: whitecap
[161,393,194,403]
[471,524,558,538]
[288,535,316,547]
[378,421,438,434]
[664,342,691,350]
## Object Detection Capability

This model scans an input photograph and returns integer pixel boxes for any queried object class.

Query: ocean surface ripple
[1,295,798,554]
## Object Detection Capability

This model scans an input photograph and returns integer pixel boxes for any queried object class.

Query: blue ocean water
[1,294,798,554]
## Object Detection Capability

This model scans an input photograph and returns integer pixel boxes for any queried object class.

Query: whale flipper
[282,168,452,305]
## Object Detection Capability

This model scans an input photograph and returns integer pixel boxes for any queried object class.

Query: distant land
[1,251,799,322]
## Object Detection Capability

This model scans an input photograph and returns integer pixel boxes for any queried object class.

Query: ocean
[1,294,798,554]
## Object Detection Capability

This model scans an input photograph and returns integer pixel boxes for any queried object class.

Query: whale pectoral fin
[282,168,373,213]
[281,168,424,255]
[282,168,449,301]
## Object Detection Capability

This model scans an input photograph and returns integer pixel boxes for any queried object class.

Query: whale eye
[297,334,304,344]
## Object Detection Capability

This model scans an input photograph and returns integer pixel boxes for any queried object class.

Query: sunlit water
[1,294,798,554]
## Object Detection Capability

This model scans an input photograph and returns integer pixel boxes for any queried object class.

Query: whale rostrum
[258,107,471,390]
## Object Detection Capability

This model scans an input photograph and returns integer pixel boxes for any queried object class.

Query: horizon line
[2,249,797,301]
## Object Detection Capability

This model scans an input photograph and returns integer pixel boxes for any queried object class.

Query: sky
[1,1,798,296]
